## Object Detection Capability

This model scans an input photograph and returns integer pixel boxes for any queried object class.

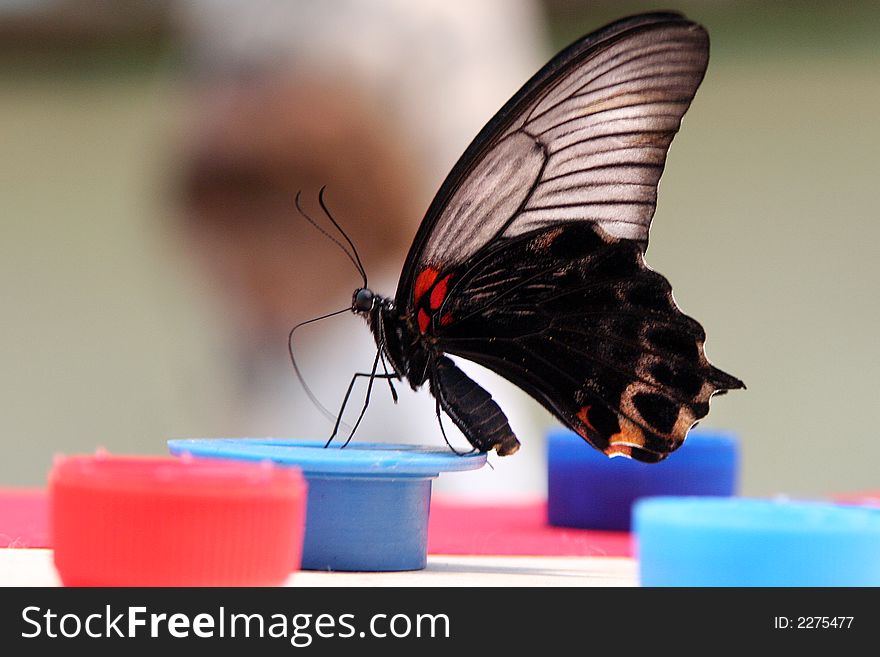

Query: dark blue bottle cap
[168,439,485,572]
[635,496,880,586]
[547,428,738,531]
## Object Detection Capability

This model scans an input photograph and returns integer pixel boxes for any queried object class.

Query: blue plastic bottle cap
[635,496,880,586]
[168,439,485,572]
[547,428,738,531]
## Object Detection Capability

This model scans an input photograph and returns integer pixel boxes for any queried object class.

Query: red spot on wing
[414,267,439,304]
[417,308,430,333]
[439,313,454,326]
[429,275,451,310]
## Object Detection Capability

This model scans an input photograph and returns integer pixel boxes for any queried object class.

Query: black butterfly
[326,12,743,463]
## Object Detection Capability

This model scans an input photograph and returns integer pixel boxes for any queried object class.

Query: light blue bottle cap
[635,496,880,586]
[547,428,738,531]
[167,439,485,572]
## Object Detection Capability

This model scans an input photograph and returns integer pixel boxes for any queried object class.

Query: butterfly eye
[352,288,375,313]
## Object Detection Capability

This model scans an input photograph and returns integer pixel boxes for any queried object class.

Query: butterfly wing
[396,11,710,308]
[394,12,742,461]
[426,223,744,462]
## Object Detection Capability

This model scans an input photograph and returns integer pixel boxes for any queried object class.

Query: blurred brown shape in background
[177,75,420,347]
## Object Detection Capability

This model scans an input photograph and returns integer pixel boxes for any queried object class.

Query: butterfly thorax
[352,287,432,390]
[351,286,520,455]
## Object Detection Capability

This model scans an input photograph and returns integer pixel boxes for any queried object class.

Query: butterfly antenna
[318,186,368,288]
[294,191,367,286]
[288,306,354,425]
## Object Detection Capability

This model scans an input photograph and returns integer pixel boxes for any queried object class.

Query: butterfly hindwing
[422,223,743,462]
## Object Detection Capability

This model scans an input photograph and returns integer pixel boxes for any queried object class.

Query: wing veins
[551,327,710,395]
[541,161,659,185]
[523,332,699,408]
[549,127,676,156]
[527,200,655,210]
[536,109,687,141]
[450,342,670,451]
[525,39,704,127]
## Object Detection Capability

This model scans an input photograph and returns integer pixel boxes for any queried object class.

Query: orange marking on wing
[429,275,451,310]
[576,405,596,433]
[609,418,646,449]
[439,312,454,326]
[417,308,430,333]
[605,445,633,458]
[414,267,439,304]
[530,227,564,251]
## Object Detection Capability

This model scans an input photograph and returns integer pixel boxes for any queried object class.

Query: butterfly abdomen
[430,356,520,456]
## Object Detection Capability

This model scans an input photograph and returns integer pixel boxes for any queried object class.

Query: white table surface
[0,549,637,587]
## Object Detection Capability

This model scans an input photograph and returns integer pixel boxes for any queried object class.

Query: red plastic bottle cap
[49,453,307,586]
[833,491,880,508]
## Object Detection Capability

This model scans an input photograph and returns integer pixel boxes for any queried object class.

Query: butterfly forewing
[396,12,709,305]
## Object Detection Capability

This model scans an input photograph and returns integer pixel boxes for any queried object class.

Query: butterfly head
[352,287,395,318]
[352,288,376,314]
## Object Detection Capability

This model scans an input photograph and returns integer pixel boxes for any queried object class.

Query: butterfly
[332,12,744,463]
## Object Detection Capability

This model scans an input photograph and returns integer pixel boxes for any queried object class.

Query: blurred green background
[2,0,878,497]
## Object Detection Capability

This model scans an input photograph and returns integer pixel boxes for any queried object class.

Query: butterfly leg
[379,353,399,403]
[431,388,478,456]
[375,312,399,403]
[326,348,396,448]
